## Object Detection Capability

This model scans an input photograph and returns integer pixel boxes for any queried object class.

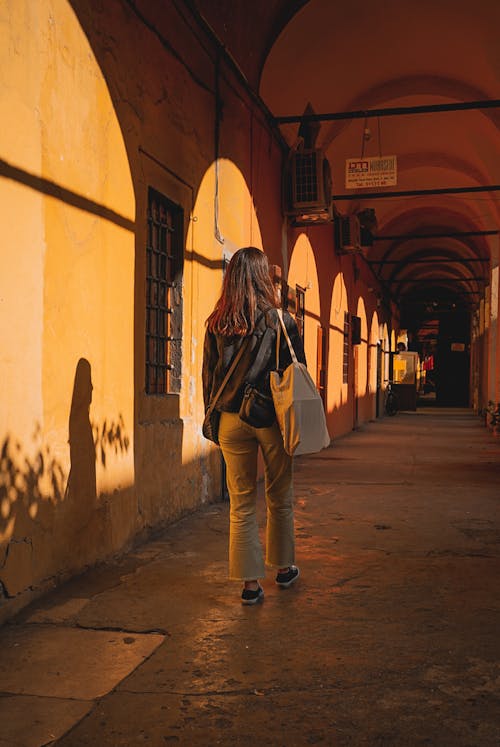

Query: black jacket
[202,307,306,413]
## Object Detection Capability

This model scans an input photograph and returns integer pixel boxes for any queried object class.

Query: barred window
[145,188,183,395]
[295,285,305,344]
[343,311,350,384]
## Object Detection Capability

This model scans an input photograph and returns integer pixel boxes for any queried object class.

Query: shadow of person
[67,358,97,507]
[59,358,104,569]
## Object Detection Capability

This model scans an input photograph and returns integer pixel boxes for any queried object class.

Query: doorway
[415,310,471,407]
[434,312,470,406]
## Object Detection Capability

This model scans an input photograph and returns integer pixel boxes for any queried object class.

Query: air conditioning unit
[334,215,362,254]
[284,148,333,224]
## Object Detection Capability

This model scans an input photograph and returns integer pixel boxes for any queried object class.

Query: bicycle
[384,381,399,416]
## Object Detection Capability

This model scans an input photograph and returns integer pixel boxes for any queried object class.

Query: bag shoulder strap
[245,333,271,385]
[245,313,274,385]
[207,337,249,414]
[276,309,299,366]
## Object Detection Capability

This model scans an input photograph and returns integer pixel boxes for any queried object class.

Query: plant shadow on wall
[0,358,130,599]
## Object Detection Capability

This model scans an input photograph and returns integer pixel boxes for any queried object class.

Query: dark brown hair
[206,247,278,336]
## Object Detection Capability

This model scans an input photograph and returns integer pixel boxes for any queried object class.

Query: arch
[187,157,262,460]
[379,322,391,402]
[355,296,368,397]
[369,310,380,395]
[288,233,320,375]
[354,296,369,423]
[328,272,349,417]
[0,0,135,576]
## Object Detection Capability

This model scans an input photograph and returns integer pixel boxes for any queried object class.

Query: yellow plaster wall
[369,310,380,395]
[366,311,379,420]
[368,311,380,394]
[215,159,263,254]
[0,2,45,452]
[0,0,135,599]
[354,296,370,423]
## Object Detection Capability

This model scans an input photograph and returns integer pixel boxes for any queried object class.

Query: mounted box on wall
[334,215,362,254]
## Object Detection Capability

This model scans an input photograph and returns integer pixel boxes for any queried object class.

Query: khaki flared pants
[218,411,295,581]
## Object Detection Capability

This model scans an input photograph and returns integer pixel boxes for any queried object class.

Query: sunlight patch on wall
[355,296,368,396]
[41,0,135,495]
[288,233,320,374]
[329,272,349,411]
[0,0,135,566]
[369,310,380,394]
[490,266,498,323]
[183,158,261,466]
[356,297,368,397]
[214,158,263,254]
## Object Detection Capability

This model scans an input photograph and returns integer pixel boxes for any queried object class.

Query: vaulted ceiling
[193,0,500,326]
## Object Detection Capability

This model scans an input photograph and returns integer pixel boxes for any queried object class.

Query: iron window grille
[293,150,319,203]
[343,311,350,384]
[145,188,183,395]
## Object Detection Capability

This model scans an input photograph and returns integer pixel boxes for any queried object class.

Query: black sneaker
[241,586,264,605]
[275,566,300,588]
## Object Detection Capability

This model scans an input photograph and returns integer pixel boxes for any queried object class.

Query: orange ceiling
[193,0,500,318]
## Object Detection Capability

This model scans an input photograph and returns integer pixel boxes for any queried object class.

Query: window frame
[343,311,350,384]
[145,187,183,396]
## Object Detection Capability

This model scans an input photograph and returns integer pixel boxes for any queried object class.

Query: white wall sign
[345,155,397,189]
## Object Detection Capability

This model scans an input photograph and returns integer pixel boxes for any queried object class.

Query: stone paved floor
[1,409,499,746]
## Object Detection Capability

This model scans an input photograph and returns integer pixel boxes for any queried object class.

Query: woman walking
[202,247,306,605]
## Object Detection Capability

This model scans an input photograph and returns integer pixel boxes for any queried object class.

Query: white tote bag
[270,310,330,456]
